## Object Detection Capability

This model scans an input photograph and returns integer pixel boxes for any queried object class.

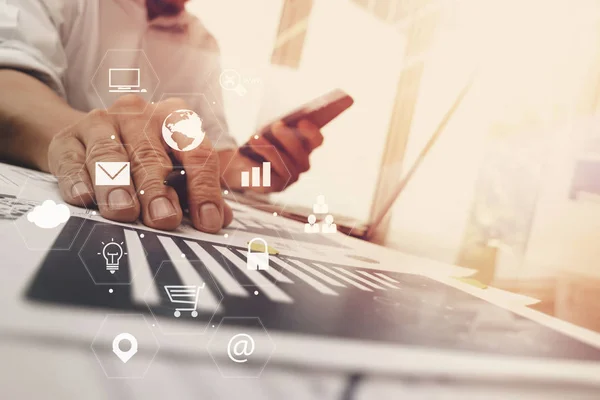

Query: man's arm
[0,69,83,171]
[0,2,233,233]
[0,0,81,170]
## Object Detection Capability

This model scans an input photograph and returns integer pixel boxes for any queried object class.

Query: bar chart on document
[26,216,600,362]
[241,162,271,188]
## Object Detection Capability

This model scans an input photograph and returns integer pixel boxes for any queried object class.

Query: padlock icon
[247,238,269,270]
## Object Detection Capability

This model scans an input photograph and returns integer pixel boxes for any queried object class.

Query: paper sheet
[3,162,600,395]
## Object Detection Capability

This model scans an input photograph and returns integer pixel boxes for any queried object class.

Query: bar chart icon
[241,162,271,188]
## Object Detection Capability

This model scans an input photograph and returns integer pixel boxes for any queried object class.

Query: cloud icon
[27,200,70,229]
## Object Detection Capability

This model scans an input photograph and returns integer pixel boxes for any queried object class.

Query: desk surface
[2,163,600,398]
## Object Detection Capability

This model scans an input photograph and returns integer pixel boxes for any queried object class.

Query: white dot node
[109,288,113,293]
[273,212,277,217]
[224,233,229,238]
[254,135,259,140]
[181,254,186,258]
[224,190,229,195]
[254,290,259,295]
[180,170,185,175]
[140,233,145,238]
[110,135,116,140]
[140,190,145,195]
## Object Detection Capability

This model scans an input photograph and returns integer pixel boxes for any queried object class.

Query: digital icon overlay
[92,314,158,378]
[207,317,274,378]
[304,214,319,233]
[108,68,147,93]
[112,332,138,363]
[164,284,205,318]
[322,215,337,233]
[219,69,247,96]
[95,162,131,186]
[161,109,205,152]
[99,238,127,274]
[227,333,255,363]
[313,195,328,214]
[240,162,271,188]
[26,200,70,229]
[247,238,269,270]
[305,195,337,234]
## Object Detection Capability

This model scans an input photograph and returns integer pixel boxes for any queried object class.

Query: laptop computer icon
[108,68,147,93]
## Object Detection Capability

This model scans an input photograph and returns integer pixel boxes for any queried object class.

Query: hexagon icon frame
[207,316,275,379]
[78,223,148,285]
[91,313,159,379]
[142,92,228,169]
[218,214,297,286]
[221,184,353,263]
[56,140,151,210]
[143,259,223,336]
[271,189,361,260]
[9,176,87,251]
[91,49,160,114]
[220,143,294,217]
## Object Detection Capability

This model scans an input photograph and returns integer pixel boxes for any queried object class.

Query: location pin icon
[112,332,138,363]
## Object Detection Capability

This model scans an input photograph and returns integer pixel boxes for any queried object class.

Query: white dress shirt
[0,0,236,150]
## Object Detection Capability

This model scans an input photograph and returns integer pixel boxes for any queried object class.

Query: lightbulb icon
[99,238,127,274]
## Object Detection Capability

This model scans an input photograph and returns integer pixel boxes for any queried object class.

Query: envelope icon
[95,162,131,186]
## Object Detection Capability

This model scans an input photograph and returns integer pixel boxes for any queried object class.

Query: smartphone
[239,89,354,161]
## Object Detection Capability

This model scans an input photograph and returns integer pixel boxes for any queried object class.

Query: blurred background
[187,0,600,328]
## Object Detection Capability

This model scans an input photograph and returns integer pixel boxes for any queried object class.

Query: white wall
[386,17,483,263]
[264,0,405,221]
[186,0,285,141]
[189,0,405,222]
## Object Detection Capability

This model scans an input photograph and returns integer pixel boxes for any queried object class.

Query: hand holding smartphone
[239,89,354,162]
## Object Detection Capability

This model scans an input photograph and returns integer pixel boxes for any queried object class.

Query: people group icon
[313,195,328,214]
[304,214,320,233]
[322,214,337,234]
[304,195,337,234]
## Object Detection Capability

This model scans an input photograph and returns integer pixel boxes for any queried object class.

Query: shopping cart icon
[164,284,205,318]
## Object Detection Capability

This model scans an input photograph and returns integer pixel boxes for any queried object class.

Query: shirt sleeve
[197,56,238,151]
[0,0,68,98]
[184,18,237,151]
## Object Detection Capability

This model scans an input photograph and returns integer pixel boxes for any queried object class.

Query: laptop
[227,77,474,240]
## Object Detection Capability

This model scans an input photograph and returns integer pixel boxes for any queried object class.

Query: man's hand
[221,119,323,192]
[47,95,232,233]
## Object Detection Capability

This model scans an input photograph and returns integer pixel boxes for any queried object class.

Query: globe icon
[161,109,205,152]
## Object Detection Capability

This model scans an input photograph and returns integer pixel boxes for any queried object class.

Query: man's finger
[48,132,94,207]
[296,119,323,150]
[174,140,226,233]
[75,110,140,222]
[270,121,310,173]
[117,103,182,231]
